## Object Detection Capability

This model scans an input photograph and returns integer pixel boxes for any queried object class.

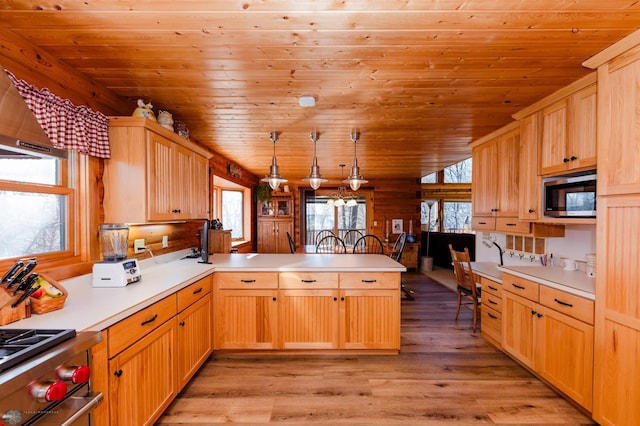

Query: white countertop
[497,265,595,300]
[471,262,503,282]
[3,251,405,332]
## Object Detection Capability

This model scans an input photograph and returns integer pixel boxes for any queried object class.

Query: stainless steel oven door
[31,387,103,425]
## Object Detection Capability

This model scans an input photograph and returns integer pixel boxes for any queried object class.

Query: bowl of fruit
[29,274,67,314]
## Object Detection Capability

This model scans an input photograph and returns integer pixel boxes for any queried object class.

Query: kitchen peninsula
[3,251,405,425]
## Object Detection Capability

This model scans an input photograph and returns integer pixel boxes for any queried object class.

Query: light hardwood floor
[156,273,596,425]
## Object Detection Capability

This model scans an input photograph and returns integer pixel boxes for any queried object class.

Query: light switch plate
[162,235,169,248]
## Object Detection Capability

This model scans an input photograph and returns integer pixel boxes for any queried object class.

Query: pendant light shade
[343,131,368,191]
[302,131,328,190]
[327,164,358,207]
[260,131,287,190]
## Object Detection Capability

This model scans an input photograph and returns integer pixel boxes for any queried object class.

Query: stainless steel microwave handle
[59,392,104,426]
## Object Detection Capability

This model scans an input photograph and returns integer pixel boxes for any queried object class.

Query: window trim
[212,175,250,241]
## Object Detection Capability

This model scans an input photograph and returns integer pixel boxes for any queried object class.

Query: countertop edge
[497,266,595,300]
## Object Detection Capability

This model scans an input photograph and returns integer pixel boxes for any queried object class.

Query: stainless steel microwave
[543,172,596,218]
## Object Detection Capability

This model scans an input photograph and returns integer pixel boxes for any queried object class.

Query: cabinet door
[496,128,520,217]
[147,133,174,220]
[537,306,593,411]
[568,84,597,171]
[275,221,293,253]
[213,289,278,349]
[191,153,209,219]
[519,113,541,220]
[472,138,498,216]
[172,144,194,219]
[339,289,400,350]
[540,99,568,176]
[257,221,276,253]
[109,319,177,426]
[177,295,212,388]
[278,289,340,349]
[502,291,537,369]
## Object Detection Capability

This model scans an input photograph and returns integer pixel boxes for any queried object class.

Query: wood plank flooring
[156,273,596,425]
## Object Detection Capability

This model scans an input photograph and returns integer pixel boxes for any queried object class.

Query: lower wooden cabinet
[214,271,401,351]
[502,273,594,411]
[480,277,502,345]
[93,275,213,426]
[108,319,177,426]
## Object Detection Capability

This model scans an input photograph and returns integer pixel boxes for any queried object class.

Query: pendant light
[344,131,368,191]
[302,131,328,190]
[327,164,358,207]
[260,131,287,190]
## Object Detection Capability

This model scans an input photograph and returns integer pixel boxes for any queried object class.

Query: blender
[92,224,142,287]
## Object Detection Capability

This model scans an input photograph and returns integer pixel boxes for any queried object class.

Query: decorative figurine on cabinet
[157,110,174,131]
[131,99,156,121]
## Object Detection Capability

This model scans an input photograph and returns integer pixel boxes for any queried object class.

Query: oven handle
[59,392,103,426]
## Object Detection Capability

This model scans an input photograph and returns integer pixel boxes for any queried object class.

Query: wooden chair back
[448,244,481,331]
[353,234,384,254]
[286,231,296,254]
[392,232,407,262]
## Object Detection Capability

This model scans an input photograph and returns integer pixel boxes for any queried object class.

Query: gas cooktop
[0,328,76,373]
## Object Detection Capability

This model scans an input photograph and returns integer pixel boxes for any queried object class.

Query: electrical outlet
[134,239,145,254]
[162,235,169,248]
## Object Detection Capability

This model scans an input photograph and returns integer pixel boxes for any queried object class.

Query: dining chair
[352,234,384,254]
[316,235,347,254]
[391,233,413,301]
[286,231,296,254]
[342,229,364,246]
[314,229,335,245]
[448,244,481,332]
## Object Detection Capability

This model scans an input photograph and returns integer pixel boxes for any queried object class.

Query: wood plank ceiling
[1,1,640,184]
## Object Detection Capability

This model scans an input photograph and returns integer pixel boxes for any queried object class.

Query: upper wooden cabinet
[518,113,542,221]
[104,117,212,223]
[471,122,520,231]
[539,83,597,175]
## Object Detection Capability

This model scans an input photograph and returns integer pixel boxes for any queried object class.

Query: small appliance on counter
[92,224,142,287]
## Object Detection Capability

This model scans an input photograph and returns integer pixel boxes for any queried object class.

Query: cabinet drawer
[177,275,212,312]
[502,273,539,301]
[481,307,502,344]
[339,272,399,289]
[480,277,502,298]
[215,272,278,289]
[107,295,177,358]
[472,216,496,230]
[539,285,594,325]
[279,272,339,289]
[496,217,530,234]
[484,292,503,312]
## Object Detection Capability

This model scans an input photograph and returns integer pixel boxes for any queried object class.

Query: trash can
[421,256,433,272]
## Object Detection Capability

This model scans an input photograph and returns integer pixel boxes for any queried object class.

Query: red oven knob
[56,365,91,384]
[29,380,67,402]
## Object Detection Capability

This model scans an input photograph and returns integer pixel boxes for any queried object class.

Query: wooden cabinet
[539,81,597,176]
[471,122,521,232]
[588,41,640,425]
[400,242,419,270]
[213,271,401,351]
[480,277,502,346]
[93,275,214,426]
[502,273,594,411]
[176,277,213,388]
[208,229,232,253]
[518,112,542,221]
[213,272,279,349]
[257,192,294,253]
[104,117,211,223]
[106,295,178,426]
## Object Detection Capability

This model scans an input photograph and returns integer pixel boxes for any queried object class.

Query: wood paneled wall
[370,178,422,240]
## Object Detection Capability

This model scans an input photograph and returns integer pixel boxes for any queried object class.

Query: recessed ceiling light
[299,95,316,107]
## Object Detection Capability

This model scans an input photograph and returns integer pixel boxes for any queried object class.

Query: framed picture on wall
[392,219,403,234]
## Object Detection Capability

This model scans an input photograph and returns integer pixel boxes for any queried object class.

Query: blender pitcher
[99,224,130,261]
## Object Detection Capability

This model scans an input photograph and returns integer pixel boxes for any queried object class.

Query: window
[212,176,250,241]
[421,173,436,183]
[303,190,372,245]
[0,154,74,261]
[444,158,472,183]
[443,201,472,233]
[221,190,243,239]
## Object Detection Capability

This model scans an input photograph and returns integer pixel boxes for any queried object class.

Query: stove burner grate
[0,329,76,373]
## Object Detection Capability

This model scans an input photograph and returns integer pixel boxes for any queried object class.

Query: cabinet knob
[563,157,570,163]
[528,209,535,213]
[570,155,577,161]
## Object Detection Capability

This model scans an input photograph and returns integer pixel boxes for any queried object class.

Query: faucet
[492,241,504,266]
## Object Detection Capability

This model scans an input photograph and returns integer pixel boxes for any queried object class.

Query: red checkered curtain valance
[6,70,110,158]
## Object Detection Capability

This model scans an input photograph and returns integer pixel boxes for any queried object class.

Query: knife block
[0,289,28,325]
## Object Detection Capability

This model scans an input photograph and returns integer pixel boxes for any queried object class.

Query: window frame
[212,175,250,241]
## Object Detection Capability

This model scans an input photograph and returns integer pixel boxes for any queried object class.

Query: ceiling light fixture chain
[302,130,328,190]
[344,130,368,191]
[260,131,288,191]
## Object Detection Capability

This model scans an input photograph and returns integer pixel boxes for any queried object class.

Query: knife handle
[1,260,24,284]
